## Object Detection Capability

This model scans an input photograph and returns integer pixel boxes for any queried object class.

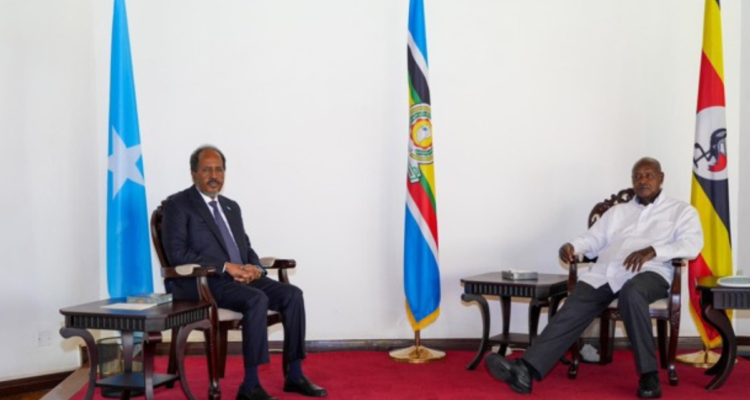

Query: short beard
[195,184,221,199]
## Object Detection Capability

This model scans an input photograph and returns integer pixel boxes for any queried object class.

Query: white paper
[101,302,157,311]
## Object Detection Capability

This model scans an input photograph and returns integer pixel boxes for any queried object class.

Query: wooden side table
[696,276,750,390]
[461,272,568,370]
[60,298,218,400]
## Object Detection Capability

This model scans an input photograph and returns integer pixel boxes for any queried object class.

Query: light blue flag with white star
[107,0,153,298]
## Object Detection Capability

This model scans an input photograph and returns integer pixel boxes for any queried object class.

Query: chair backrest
[150,200,173,291]
[587,188,635,228]
[569,188,637,290]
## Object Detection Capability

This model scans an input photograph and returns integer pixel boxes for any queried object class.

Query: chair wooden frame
[566,188,685,386]
[150,200,296,380]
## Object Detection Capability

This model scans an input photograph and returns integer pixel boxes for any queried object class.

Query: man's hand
[243,265,263,281]
[559,243,575,264]
[623,247,656,272]
[225,263,262,284]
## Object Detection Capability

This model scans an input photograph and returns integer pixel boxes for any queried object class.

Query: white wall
[736,0,750,332]
[0,0,99,381]
[1,0,746,381]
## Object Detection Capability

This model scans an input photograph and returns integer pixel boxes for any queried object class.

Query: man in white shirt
[486,157,703,399]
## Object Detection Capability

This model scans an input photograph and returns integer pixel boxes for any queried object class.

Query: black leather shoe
[284,376,328,397]
[637,372,661,399]
[236,385,278,400]
[485,353,532,394]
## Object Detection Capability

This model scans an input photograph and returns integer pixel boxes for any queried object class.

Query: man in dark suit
[161,145,327,400]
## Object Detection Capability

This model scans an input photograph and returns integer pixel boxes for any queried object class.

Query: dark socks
[241,360,304,390]
[240,365,260,391]
[287,359,303,381]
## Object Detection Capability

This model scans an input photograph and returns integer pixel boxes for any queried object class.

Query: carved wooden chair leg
[656,319,668,368]
[606,321,616,364]
[218,327,229,378]
[668,320,680,386]
[599,318,613,365]
[567,340,580,379]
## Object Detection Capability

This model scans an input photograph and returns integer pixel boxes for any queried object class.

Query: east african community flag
[404,0,440,331]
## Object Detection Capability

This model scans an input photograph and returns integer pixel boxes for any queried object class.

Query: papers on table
[101,302,157,311]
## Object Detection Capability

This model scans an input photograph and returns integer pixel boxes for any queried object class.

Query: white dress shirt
[570,193,704,292]
[197,188,237,243]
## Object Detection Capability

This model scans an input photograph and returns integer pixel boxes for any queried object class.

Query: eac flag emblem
[408,104,433,183]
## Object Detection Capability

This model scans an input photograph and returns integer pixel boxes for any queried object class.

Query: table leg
[549,294,563,319]
[60,328,98,400]
[528,299,544,344]
[461,293,490,370]
[144,332,162,400]
[175,319,220,400]
[120,332,135,400]
[166,328,179,388]
[702,304,735,390]
[499,296,511,356]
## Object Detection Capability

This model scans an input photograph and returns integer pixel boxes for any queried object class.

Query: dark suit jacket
[161,186,264,302]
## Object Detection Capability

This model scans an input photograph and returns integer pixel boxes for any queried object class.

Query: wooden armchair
[567,188,685,386]
[150,200,297,381]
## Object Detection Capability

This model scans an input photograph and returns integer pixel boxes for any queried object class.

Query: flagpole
[393,0,444,365]
[681,0,734,369]
[389,330,445,363]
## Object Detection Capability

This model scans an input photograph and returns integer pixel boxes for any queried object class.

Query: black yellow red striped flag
[688,0,733,348]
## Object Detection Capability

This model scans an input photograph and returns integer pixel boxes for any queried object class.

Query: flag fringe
[406,300,440,332]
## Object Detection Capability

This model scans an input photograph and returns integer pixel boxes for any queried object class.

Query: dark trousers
[217,276,307,367]
[522,272,669,378]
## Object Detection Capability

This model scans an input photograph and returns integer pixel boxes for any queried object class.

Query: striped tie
[209,200,243,265]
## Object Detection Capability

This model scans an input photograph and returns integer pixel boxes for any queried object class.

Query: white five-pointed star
[108,127,145,199]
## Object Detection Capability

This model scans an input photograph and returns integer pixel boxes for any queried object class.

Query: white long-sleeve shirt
[570,193,704,292]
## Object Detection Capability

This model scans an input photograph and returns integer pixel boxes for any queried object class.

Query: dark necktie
[209,200,243,265]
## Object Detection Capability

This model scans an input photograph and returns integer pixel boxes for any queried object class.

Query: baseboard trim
[0,370,76,397]
[142,336,711,357]
[119,338,484,357]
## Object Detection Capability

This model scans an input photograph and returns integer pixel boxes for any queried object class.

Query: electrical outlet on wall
[36,329,53,347]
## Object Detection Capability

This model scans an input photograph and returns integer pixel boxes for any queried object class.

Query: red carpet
[73,350,747,399]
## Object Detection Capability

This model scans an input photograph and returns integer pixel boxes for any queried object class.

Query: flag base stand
[676,349,721,368]
[389,331,445,364]
[389,345,446,364]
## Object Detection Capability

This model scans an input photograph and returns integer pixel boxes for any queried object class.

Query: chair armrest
[668,258,685,307]
[160,265,221,315]
[260,257,296,269]
[568,260,578,294]
[567,255,597,294]
[260,258,296,284]
[161,264,218,279]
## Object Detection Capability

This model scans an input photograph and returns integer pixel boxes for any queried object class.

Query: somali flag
[404,0,440,331]
[106,0,153,298]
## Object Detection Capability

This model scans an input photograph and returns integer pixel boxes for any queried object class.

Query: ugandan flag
[689,0,733,349]
[404,0,440,331]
